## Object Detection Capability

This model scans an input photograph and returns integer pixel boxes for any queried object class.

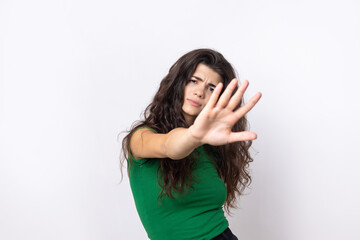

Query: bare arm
[130,127,202,160]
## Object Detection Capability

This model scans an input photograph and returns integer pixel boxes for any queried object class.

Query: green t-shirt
[128,128,229,240]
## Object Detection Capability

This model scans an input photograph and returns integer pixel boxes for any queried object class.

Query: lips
[187,99,201,107]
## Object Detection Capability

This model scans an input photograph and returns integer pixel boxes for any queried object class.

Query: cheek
[183,85,191,96]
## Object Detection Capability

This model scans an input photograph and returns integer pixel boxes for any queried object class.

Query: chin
[183,109,198,117]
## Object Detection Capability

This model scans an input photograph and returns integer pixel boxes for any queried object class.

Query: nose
[194,85,205,98]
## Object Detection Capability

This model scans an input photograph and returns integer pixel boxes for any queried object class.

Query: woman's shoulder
[129,125,167,160]
[128,126,156,163]
[130,126,158,143]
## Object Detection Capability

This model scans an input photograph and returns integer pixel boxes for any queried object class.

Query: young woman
[121,49,262,240]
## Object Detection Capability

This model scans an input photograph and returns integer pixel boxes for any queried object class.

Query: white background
[1,0,360,239]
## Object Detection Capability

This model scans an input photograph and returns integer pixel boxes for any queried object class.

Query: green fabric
[128,127,228,240]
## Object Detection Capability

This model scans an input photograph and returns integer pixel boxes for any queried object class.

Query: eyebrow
[192,75,217,88]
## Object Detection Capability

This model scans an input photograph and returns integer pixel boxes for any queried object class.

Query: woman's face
[182,63,222,125]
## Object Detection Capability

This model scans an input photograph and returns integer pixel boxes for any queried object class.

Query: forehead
[192,64,222,84]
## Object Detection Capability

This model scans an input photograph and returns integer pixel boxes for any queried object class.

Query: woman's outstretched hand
[189,79,262,146]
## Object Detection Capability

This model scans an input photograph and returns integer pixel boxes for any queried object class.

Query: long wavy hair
[120,48,253,213]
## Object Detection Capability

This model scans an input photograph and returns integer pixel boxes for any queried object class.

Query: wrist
[188,125,203,147]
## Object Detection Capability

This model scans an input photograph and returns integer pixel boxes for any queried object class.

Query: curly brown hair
[120,48,253,214]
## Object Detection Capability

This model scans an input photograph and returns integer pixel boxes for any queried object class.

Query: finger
[203,82,223,110]
[228,131,258,143]
[216,78,238,108]
[227,80,249,111]
[234,92,262,118]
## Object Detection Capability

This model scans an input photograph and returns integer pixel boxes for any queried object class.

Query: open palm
[189,79,262,146]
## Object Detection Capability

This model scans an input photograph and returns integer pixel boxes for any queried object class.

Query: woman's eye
[190,79,197,83]
[209,87,215,92]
